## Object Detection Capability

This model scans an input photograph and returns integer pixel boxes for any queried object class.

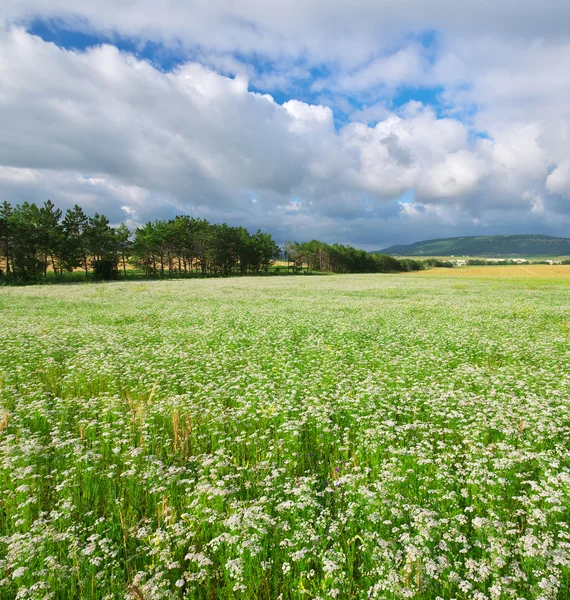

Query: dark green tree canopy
[0,200,424,283]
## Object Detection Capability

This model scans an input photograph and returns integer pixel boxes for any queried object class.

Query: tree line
[0,200,428,283]
[284,240,427,273]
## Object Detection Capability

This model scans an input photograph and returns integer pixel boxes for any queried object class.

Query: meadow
[415,265,570,278]
[1,274,570,599]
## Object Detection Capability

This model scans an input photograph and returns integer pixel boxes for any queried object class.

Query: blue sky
[29,19,189,72]
[0,0,569,248]
[28,18,450,127]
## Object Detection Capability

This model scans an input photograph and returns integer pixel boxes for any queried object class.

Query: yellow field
[414,265,570,278]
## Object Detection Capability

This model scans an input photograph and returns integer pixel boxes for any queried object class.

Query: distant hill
[374,235,570,257]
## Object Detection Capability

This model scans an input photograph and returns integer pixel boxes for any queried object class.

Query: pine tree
[0,202,14,276]
[115,223,132,276]
[62,205,89,274]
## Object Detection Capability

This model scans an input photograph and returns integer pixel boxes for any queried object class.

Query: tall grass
[1,275,570,599]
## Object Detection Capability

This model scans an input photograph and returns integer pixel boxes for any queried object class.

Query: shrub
[92,258,119,280]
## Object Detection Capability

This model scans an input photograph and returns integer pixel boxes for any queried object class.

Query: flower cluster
[1,275,570,599]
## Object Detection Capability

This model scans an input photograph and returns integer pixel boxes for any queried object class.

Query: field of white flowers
[1,274,570,600]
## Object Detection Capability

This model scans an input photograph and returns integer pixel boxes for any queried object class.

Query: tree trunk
[4,246,11,275]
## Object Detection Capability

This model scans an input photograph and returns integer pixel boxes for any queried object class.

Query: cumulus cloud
[316,45,431,94]
[547,162,570,197]
[0,0,570,248]
[3,0,570,66]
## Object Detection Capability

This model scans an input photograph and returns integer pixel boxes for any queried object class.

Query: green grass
[1,275,570,599]
[0,266,313,287]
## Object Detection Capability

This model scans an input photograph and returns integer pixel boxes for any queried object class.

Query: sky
[1,1,570,249]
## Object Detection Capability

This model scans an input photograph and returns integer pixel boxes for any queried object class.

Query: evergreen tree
[132,222,159,275]
[115,223,132,276]
[250,231,281,272]
[38,200,63,276]
[10,203,45,281]
[0,202,14,277]
[62,205,89,274]
[1,199,419,283]
[87,213,118,279]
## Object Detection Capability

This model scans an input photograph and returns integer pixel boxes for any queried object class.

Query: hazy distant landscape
[377,234,570,257]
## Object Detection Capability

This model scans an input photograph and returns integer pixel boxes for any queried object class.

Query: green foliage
[115,222,132,275]
[0,202,286,284]
[86,213,116,263]
[91,257,119,280]
[398,258,426,271]
[131,218,282,277]
[0,201,14,276]
[423,257,453,268]
[61,204,89,273]
[2,199,434,285]
[286,241,426,273]
[10,202,47,281]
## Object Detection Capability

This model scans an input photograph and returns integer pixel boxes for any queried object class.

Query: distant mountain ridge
[374,234,570,257]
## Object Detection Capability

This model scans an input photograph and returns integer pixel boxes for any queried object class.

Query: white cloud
[547,162,570,197]
[3,0,570,67]
[318,45,430,93]
[0,14,569,246]
[417,150,485,199]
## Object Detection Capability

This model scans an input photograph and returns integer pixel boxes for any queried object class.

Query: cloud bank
[1,0,569,248]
